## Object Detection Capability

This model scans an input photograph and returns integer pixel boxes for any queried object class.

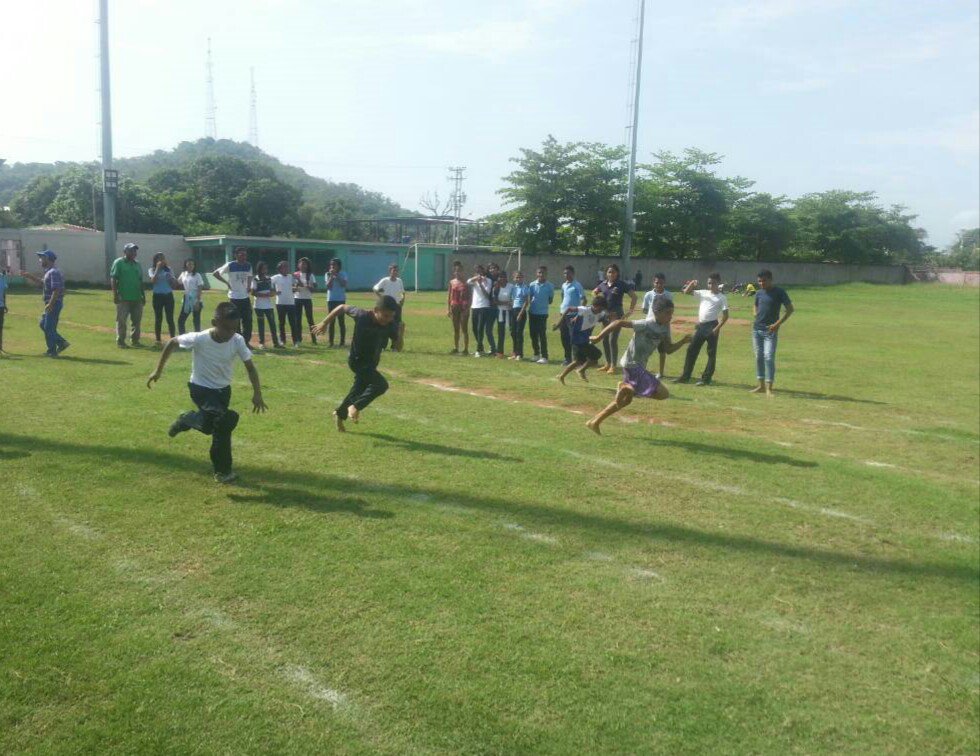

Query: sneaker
[536,357,549,365]
[168,419,188,437]
[117,342,129,349]
[673,377,691,384]
[473,351,482,358]
[695,379,712,386]
[515,355,523,361]
[56,341,70,354]
[562,359,572,367]
[531,354,541,361]
[654,373,662,379]
[214,471,238,484]
[256,343,266,350]
[292,342,300,349]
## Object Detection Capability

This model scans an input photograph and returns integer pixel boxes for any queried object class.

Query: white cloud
[759,77,831,93]
[713,0,848,32]
[950,208,980,228]
[414,20,535,60]
[863,110,980,159]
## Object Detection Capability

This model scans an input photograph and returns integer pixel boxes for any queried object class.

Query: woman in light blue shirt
[149,253,178,343]
[509,270,530,360]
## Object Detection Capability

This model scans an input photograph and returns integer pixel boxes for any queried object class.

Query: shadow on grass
[361,432,523,461]
[710,381,887,405]
[640,438,818,468]
[228,486,393,519]
[0,448,31,460]
[1,431,974,584]
[35,355,132,366]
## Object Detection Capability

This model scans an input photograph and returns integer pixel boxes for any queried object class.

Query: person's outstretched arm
[590,319,631,344]
[311,303,349,337]
[243,359,268,412]
[19,271,42,287]
[663,333,692,354]
[146,339,180,387]
[682,279,698,295]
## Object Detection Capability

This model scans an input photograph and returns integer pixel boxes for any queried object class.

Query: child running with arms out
[557,294,607,384]
[312,295,399,432]
[147,302,268,483]
[584,297,690,435]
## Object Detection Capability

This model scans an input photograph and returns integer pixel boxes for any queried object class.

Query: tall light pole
[621,0,645,272]
[99,0,117,275]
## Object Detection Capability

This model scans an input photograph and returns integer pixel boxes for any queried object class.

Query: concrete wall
[0,228,910,289]
[441,251,910,289]
[0,228,191,284]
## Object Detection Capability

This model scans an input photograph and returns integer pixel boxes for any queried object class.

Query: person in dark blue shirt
[751,269,794,396]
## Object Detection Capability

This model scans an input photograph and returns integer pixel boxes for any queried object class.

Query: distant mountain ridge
[0,139,412,218]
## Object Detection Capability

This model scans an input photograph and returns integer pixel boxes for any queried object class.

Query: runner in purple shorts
[585,297,691,435]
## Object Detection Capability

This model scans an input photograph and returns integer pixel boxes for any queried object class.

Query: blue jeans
[752,326,778,383]
[39,299,67,355]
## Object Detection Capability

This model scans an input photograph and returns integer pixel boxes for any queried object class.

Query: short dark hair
[537,265,547,272]
[452,260,462,268]
[708,272,722,282]
[389,263,398,270]
[377,295,399,312]
[606,263,620,274]
[757,269,773,280]
[214,302,241,321]
[330,257,342,269]
[592,294,607,308]
[234,247,247,255]
[564,265,575,274]
[653,297,675,314]
[654,272,666,281]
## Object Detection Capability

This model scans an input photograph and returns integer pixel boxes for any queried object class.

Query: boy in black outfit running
[312,295,398,432]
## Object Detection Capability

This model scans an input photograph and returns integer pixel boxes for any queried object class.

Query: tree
[721,193,795,261]
[11,174,61,225]
[45,168,100,228]
[941,228,980,270]
[234,178,302,237]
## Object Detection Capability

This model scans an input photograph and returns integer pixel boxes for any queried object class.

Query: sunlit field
[1,283,977,753]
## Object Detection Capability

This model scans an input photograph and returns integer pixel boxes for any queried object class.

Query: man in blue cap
[20,249,69,356]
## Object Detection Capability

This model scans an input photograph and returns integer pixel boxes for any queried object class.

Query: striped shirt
[43,267,65,303]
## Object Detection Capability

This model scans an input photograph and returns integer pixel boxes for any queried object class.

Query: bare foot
[586,419,602,435]
[348,405,360,423]
[557,373,566,385]
[749,385,765,393]
[333,411,346,433]
[577,367,589,382]
[766,385,774,397]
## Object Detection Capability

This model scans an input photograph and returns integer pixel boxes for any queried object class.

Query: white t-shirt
[693,289,728,322]
[271,273,295,306]
[179,272,205,298]
[468,276,492,309]
[176,331,253,389]
[642,288,673,316]
[375,277,405,302]
[575,305,605,332]
[495,282,515,310]
[294,272,316,300]
[215,262,252,300]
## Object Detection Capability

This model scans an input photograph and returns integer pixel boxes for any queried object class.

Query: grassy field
[1,282,977,754]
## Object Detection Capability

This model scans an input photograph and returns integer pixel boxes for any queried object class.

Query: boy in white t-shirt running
[147,302,268,483]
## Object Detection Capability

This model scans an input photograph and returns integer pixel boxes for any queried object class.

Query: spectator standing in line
[509,270,530,360]
[325,258,349,347]
[594,263,637,373]
[446,260,470,355]
[271,261,299,347]
[373,263,406,351]
[110,242,144,348]
[751,269,794,397]
[675,273,729,386]
[559,265,586,366]
[0,266,8,355]
[521,265,554,364]
[177,258,208,335]
[20,249,69,357]
[211,248,253,344]
[294,257,317,345]
[467,264,494,357]
[642,272,674,377]
[148,252,178,345]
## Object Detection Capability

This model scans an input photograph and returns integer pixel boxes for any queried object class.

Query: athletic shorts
[622,365,661,398]
[574,342,602,364]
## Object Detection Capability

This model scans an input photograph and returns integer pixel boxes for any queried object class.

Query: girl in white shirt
[251,261,281,348]
[271,261,299,347]
[294,257,318,345]
[492,272,515,358]
[177,258,209,334]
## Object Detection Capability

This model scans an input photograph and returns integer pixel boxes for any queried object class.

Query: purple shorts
[622,365,660,398]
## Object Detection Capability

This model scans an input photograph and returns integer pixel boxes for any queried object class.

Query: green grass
[1,283,977,754]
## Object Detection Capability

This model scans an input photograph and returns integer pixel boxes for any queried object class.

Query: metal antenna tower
[248,67,258,147]
[205,38,217,139]
[620,0,645,271]
[447,166,466,250]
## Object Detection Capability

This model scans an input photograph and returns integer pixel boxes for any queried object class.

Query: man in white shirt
[675,273,729,386]
[146,301,268,483]
[373,263,406,351]
[211,248,254,344]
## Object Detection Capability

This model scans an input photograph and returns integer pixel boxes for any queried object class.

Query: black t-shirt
[347,306,388,370]
[754,286,792,327]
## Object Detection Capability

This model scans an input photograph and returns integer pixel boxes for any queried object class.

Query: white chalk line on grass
[801,417,967,444]
[502,522,559,545]
[50,511,359,715]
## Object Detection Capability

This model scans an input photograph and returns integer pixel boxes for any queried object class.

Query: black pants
[602,308,624,366]
[152,292,176,341]
[471,308,495,353]
[177,298,201,334]
[231,298,253,344]
[511,312,526,357]
[336,366,388,419]
[295,299,316,343]
[277,304,299,345]
[256,308,279,346]
[529,314,549,359]
[681,320,719,381]
[327,300,347,345]
[0,307,5,351]
[178,383,240,475]
[559,313,574,363]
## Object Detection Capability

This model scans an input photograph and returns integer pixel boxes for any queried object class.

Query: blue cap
[36,249,57,261]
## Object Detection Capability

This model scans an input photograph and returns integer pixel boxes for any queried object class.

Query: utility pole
[447,166,466,251]
[248,67,259,147]
[99,0,117,276]
[205,38,217,139]
[621,0,645,272]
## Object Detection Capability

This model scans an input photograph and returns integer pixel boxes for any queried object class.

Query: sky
[2,0,978,246]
